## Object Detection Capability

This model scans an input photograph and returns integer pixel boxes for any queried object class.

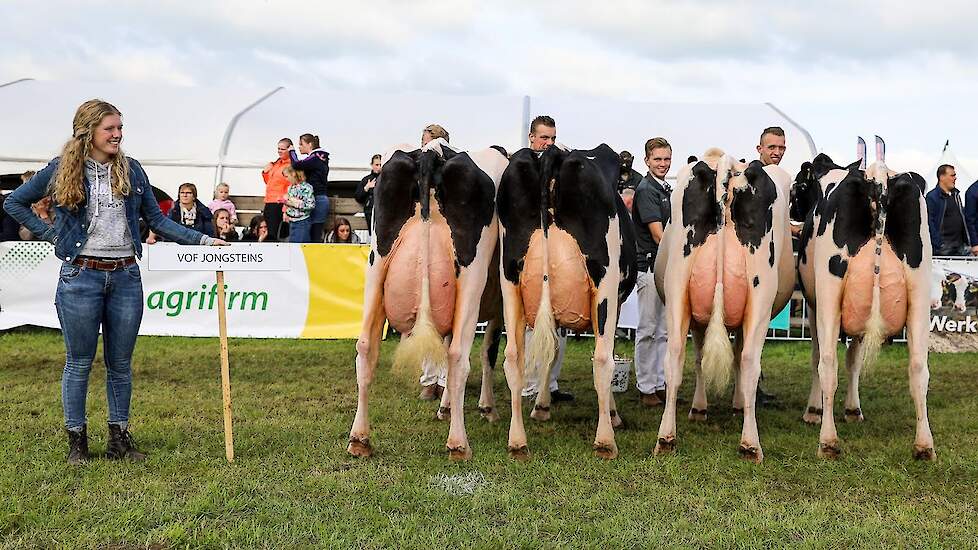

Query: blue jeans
[310,194,330,243]
[289,216,312,243]
[54,261,144,431]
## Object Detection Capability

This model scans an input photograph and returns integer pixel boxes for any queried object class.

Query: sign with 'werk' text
[146,244,291,272]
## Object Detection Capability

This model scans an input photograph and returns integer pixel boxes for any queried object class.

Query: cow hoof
[530,404,551,422]
[434,406,450,421]
[817,441,842,460]
[732,407,744,416]
[688,407,708,422]
[654,437,676,456]
[844,408,865,423]
[738,444,764,464]
[802,407,823,424]
[478,406,499,423]
[610,410,625,429]
[507,445,530,462]
[447,445,472,462]
[347,436,373,458]
[593,442,619,460]
[913,445,937,461]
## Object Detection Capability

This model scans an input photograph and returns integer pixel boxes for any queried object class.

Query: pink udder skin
[520,228,593,331]
[688,231,749,328]
[383,219,457,335]
[841,242,907,336]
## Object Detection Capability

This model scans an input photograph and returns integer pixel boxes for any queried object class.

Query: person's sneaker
[66,425,89,465]
[549,389,574,403]
[106,424,147,461]
[419,384,440,401]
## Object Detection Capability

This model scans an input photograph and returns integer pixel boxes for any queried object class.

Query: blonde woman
[3,99,226,465]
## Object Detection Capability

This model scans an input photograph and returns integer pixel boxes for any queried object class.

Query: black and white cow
[793,150,935,460]
[495,144,637,460]
[348,139,508,461]
[652,149,794,463]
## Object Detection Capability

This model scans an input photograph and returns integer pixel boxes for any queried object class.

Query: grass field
[2,327,978,548]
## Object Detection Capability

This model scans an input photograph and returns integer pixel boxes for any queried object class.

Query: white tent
[927,141,975,191]
[0,79,816,199]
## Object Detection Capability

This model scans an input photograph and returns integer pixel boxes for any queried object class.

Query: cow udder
[687,231,749,328]
[521,228,593,331]
[383,220,456,336]
[841,242,907,336]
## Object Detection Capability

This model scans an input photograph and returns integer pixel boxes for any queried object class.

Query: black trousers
[263,203,287,241]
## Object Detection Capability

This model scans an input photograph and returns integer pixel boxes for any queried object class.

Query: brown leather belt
[72,256,137,271]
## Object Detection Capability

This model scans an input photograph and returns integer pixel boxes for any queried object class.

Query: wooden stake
[216,271,234,462]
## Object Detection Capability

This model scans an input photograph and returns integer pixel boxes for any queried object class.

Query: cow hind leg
[478,319,502,423]
[688,327,709,422]
[802,305,823,424]
[843,338,865,423]
[348,264,389,458]
[655,308,690,456]
[737,313,768,464]
[907,281,936,461]
[592,299,619,460]
[500,280,530,460]
[816,309,843,460]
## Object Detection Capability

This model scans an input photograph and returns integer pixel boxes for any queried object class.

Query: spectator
[19,195,54,240]
[1,171,36,240]
[242,214,275,243]
[283,167,315,243]
[327,217,362,244]
[617,150,643,192]
[926,164,971,256]
[966,179,978,256]
[148,183,213,243]
[207,182,238,225]
[355,154,381,235]
[289,133,330,243]
[421,124,450,146]
[632,137,673,408]
[2,99,224,465]
[262,138,292,241]
[213,208,239,242]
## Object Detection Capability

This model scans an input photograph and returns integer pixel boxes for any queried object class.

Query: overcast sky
[2,0,976,182]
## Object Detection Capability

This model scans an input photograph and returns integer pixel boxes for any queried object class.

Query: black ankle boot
[106,424,147,461]
[67,425,89,465]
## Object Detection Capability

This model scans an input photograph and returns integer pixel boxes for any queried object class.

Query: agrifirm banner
[0,241,369,339]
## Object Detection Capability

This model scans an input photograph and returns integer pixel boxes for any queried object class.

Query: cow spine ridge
[701,155,735,393]
[857,164,889,372]
[393,196,447,378]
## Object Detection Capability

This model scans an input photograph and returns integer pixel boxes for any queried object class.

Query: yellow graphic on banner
[300,244,370,338]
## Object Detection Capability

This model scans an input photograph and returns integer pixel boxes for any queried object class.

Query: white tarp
[0,79,816,200]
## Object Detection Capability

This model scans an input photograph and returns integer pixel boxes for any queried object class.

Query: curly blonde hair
[52,99,131,210]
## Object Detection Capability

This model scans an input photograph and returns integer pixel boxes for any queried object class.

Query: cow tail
[525,156,558,382]
[393,165,447,379]
[701,156,735,393]
[858,166,888,373]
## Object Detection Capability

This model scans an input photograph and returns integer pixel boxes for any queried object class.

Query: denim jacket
[3,156,209,262]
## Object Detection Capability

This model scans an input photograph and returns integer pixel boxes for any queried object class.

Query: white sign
[146,243,291,272]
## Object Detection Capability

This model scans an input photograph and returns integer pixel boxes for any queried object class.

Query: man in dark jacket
[925,165,972,256]
[964,178,978,256]
[355,154,381,236]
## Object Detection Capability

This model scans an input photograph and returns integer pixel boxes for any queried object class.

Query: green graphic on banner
[770,303,790,330]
